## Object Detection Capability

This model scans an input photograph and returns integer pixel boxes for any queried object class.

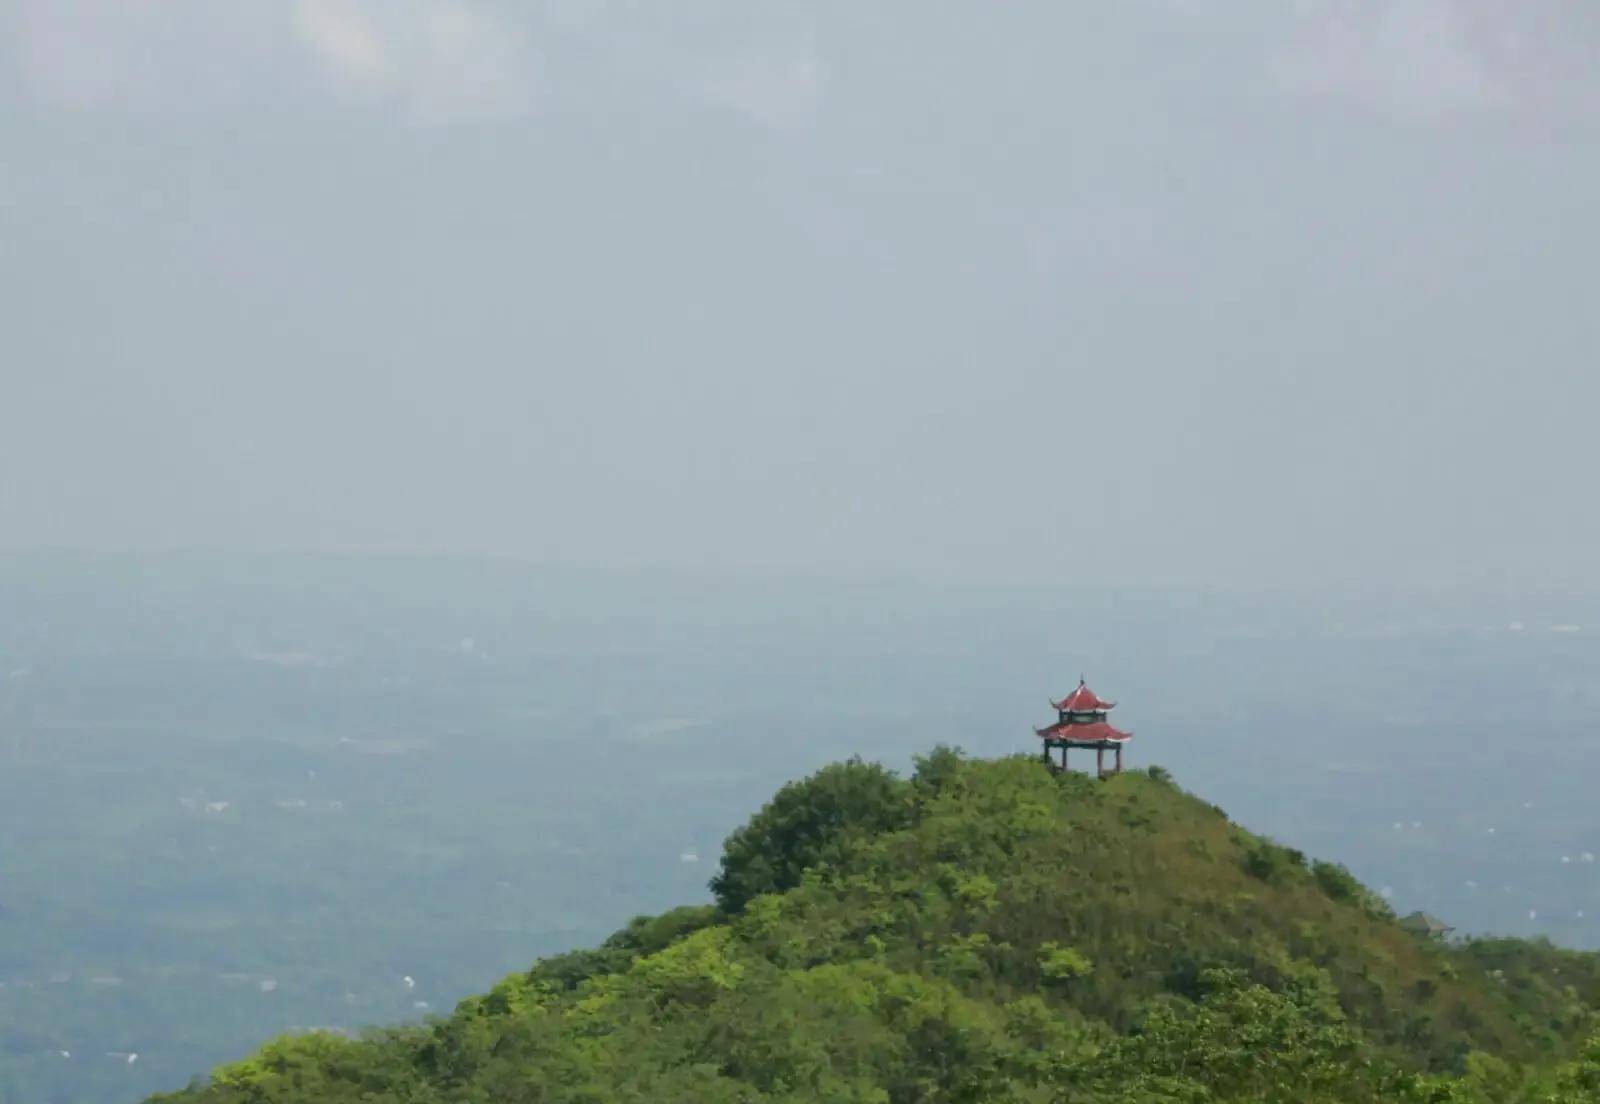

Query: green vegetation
[147,751,1600,1102]
[711,756,916,912]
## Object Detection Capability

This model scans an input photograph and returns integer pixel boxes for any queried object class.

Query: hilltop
[150,752,1600,1102]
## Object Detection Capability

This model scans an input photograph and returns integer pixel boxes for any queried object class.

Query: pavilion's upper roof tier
[1052,681,1116,713]
[1035,720,1131,744]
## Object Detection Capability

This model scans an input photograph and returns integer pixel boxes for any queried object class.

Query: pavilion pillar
[1115,744,1122,773]
[1096,745,1104,778]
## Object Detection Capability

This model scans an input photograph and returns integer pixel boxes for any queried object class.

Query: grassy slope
[148,754,1600,1102]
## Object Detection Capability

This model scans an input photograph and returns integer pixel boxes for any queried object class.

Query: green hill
[149,752,1600,1102]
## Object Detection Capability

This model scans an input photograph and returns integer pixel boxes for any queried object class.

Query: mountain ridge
[149,751,1600,1102]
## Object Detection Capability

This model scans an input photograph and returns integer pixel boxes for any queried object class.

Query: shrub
[604,905,719,957]
[1245,842,1307,885]
[1039,942,1095,982]
[1313,861,1363,903]
[912,744,966,794]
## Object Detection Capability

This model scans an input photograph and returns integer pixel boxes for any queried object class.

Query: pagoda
[1036,678,1131,778]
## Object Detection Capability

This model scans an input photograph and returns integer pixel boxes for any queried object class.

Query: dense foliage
[148,752,1600,1102]
[711,757,913,911]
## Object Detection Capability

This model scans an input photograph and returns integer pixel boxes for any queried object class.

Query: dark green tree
[710,757,912,912]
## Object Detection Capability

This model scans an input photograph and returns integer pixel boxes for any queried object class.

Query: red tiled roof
[1052,682,1115,712]
[1036,720,1131,743]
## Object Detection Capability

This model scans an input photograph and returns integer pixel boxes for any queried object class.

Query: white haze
[3,1,1599,589]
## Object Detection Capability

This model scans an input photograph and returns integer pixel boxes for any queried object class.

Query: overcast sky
[3,2,1597,589]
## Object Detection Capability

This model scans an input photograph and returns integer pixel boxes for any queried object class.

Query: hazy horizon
[6,9,1600,1100]
[6,2,1600,590]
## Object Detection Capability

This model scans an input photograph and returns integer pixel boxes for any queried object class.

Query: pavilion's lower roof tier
[1036,720,1132,744]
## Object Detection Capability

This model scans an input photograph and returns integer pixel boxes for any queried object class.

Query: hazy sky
[4,2,1598,589]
